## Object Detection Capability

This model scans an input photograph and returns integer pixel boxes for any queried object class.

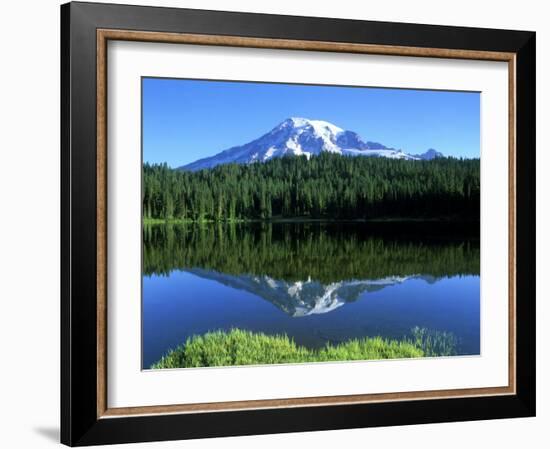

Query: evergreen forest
[142,154,480,222]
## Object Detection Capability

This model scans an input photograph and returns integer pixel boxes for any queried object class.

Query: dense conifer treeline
[143,154,480,221]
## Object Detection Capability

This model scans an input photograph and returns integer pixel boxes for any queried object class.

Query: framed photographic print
[60,1,536,446]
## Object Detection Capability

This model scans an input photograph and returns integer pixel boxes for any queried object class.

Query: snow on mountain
[180,117,443,171]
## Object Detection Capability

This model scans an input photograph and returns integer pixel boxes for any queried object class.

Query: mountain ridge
[179,117,444,171]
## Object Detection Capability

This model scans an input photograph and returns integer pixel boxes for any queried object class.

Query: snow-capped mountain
[180,117,443,171]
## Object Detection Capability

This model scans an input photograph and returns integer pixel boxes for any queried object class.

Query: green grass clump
[410,326,457,357]
[150,329,425,369]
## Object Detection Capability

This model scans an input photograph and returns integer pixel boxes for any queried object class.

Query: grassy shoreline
[150,328,456,369]
[143,216,480,226]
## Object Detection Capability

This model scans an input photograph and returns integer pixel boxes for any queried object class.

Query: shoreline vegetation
[150,327,457,369]
[143,216,479,225]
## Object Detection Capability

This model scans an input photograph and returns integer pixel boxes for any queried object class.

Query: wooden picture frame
[61,1,535,446]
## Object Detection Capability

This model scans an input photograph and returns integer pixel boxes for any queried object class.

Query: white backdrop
[0,0,547,448]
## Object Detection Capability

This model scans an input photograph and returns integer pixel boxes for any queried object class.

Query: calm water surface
[142,222,480,368]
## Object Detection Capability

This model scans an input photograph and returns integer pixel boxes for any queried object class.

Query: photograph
[142,78,481,370]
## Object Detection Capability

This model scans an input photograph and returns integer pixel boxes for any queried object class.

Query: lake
[142,221,480,368]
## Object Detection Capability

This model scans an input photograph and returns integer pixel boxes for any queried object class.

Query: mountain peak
[415,148,444,160]
[280,117,344,136]
[180,119,443,171]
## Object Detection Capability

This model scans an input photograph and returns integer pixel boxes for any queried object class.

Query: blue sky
[142,77,480,167]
